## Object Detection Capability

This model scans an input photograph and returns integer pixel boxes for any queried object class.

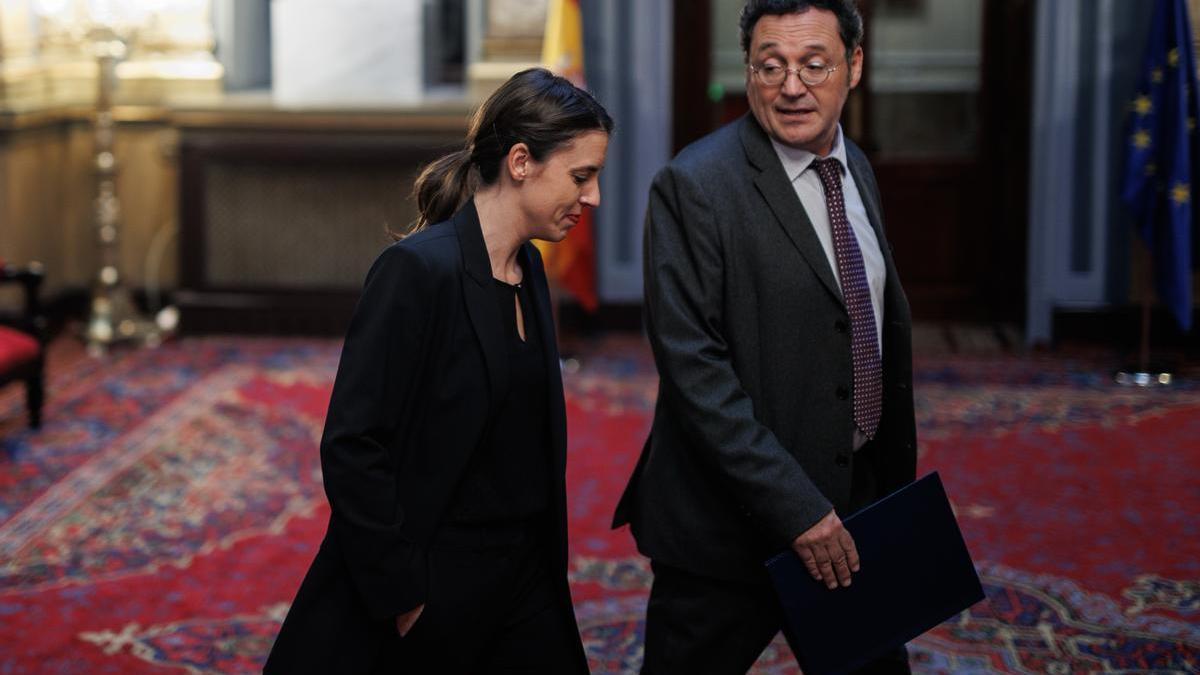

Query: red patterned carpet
[0,335,1196,673]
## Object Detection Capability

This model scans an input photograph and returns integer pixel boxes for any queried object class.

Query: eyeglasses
[748,60,841,87]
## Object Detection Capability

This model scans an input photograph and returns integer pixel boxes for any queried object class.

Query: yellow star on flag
[1133,95,1153,115]
[1172,182,1190,205]
[1153,68,1165,83]
[1133,130,1152,149]
[1146,163,1157,177]
[1168,48,1179,67]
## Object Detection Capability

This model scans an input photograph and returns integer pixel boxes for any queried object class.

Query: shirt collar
[769,124,848,183]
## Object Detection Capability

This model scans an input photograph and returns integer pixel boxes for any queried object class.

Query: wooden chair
[0,261,45,429]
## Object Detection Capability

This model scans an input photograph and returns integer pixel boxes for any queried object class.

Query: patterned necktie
[812,157,882,439]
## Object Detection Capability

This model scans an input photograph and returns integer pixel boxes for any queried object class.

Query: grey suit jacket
[613,114,918,580]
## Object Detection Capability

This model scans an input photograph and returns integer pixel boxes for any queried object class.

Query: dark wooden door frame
[673,0,714,154]
[858,0,1033,322]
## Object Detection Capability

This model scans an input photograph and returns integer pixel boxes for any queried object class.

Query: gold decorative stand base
[85,285,177,356]
[1113,369,1174,387]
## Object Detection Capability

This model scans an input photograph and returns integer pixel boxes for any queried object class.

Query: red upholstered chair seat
[0,261,46,428]
[0,326,40,372]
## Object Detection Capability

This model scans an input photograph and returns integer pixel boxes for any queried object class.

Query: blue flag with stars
[1121,0,1199,331]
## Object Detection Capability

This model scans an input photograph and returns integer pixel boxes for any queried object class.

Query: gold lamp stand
[84,28,174,356]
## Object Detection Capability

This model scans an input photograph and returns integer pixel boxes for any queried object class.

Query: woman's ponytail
[407,146,476,236]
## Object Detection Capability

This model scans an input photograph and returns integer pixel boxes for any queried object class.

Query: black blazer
[614,115,918,581]
[266,201,586,673]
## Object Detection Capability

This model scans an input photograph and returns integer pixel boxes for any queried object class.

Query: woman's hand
[396,604,425,637]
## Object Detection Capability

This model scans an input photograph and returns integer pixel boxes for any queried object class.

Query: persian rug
[0,336,1196,673]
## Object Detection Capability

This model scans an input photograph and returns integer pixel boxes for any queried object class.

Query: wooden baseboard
[173,289,357,336]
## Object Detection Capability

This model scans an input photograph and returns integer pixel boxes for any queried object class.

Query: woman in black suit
[265,68,612,674]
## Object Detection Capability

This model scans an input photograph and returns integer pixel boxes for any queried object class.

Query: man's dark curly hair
[739,0,863,61]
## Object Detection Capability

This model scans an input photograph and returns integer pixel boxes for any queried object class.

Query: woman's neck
[473,184,527,283]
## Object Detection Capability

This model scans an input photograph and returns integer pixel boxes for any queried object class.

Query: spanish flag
[537,0,598,312]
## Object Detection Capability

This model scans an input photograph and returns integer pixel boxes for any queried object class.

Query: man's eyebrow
[755,41,832,55]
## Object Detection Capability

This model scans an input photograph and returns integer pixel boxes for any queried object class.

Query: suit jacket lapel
[454,200,509,408]
[521,243,567,478]
[739,115,845,308]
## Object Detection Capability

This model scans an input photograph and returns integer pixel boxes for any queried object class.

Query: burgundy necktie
[812,157,882,439]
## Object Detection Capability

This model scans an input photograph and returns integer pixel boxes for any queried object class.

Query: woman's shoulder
[393,220,458,255]
[375,221,460,274]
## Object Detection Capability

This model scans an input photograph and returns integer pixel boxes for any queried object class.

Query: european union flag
[1121,0,1200,331]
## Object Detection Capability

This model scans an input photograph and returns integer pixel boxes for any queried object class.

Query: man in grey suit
[613,1,917,673]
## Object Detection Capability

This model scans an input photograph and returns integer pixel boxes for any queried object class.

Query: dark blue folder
[765,472,985,675]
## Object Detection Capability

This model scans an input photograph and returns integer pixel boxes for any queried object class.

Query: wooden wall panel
[0,117,175,308]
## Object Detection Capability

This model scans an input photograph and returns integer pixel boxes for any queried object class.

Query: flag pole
[1138,278,1151,374]
[1116,243,1174,387]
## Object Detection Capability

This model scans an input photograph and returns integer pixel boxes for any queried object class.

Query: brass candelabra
[83,27,175,355]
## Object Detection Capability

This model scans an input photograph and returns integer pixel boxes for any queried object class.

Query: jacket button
[834,320,847,333]
[897,382,909,391]
[835,454,850,467]
[836,385,849,400]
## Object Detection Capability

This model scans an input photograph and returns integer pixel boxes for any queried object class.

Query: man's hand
[791,509,860,589]
[395,604,424,637]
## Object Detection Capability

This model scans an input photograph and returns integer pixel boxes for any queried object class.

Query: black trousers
[378,520,586,674]
[641,443,911,675]
[641,561,910,675]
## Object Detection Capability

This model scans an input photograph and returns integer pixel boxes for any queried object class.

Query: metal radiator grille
[203,161,418,288]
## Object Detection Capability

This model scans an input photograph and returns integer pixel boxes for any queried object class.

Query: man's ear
[848,45,864,90]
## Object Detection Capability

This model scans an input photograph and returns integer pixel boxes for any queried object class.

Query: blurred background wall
[0,0,1195,351]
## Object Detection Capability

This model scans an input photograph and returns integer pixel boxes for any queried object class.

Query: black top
[444,271,551,524]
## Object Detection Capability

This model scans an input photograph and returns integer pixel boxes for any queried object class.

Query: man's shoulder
[666,117,747,178]
[841,135,873,173]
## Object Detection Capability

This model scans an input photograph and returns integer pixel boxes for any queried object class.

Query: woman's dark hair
[739,0,863,61]
[408,67,613,234]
